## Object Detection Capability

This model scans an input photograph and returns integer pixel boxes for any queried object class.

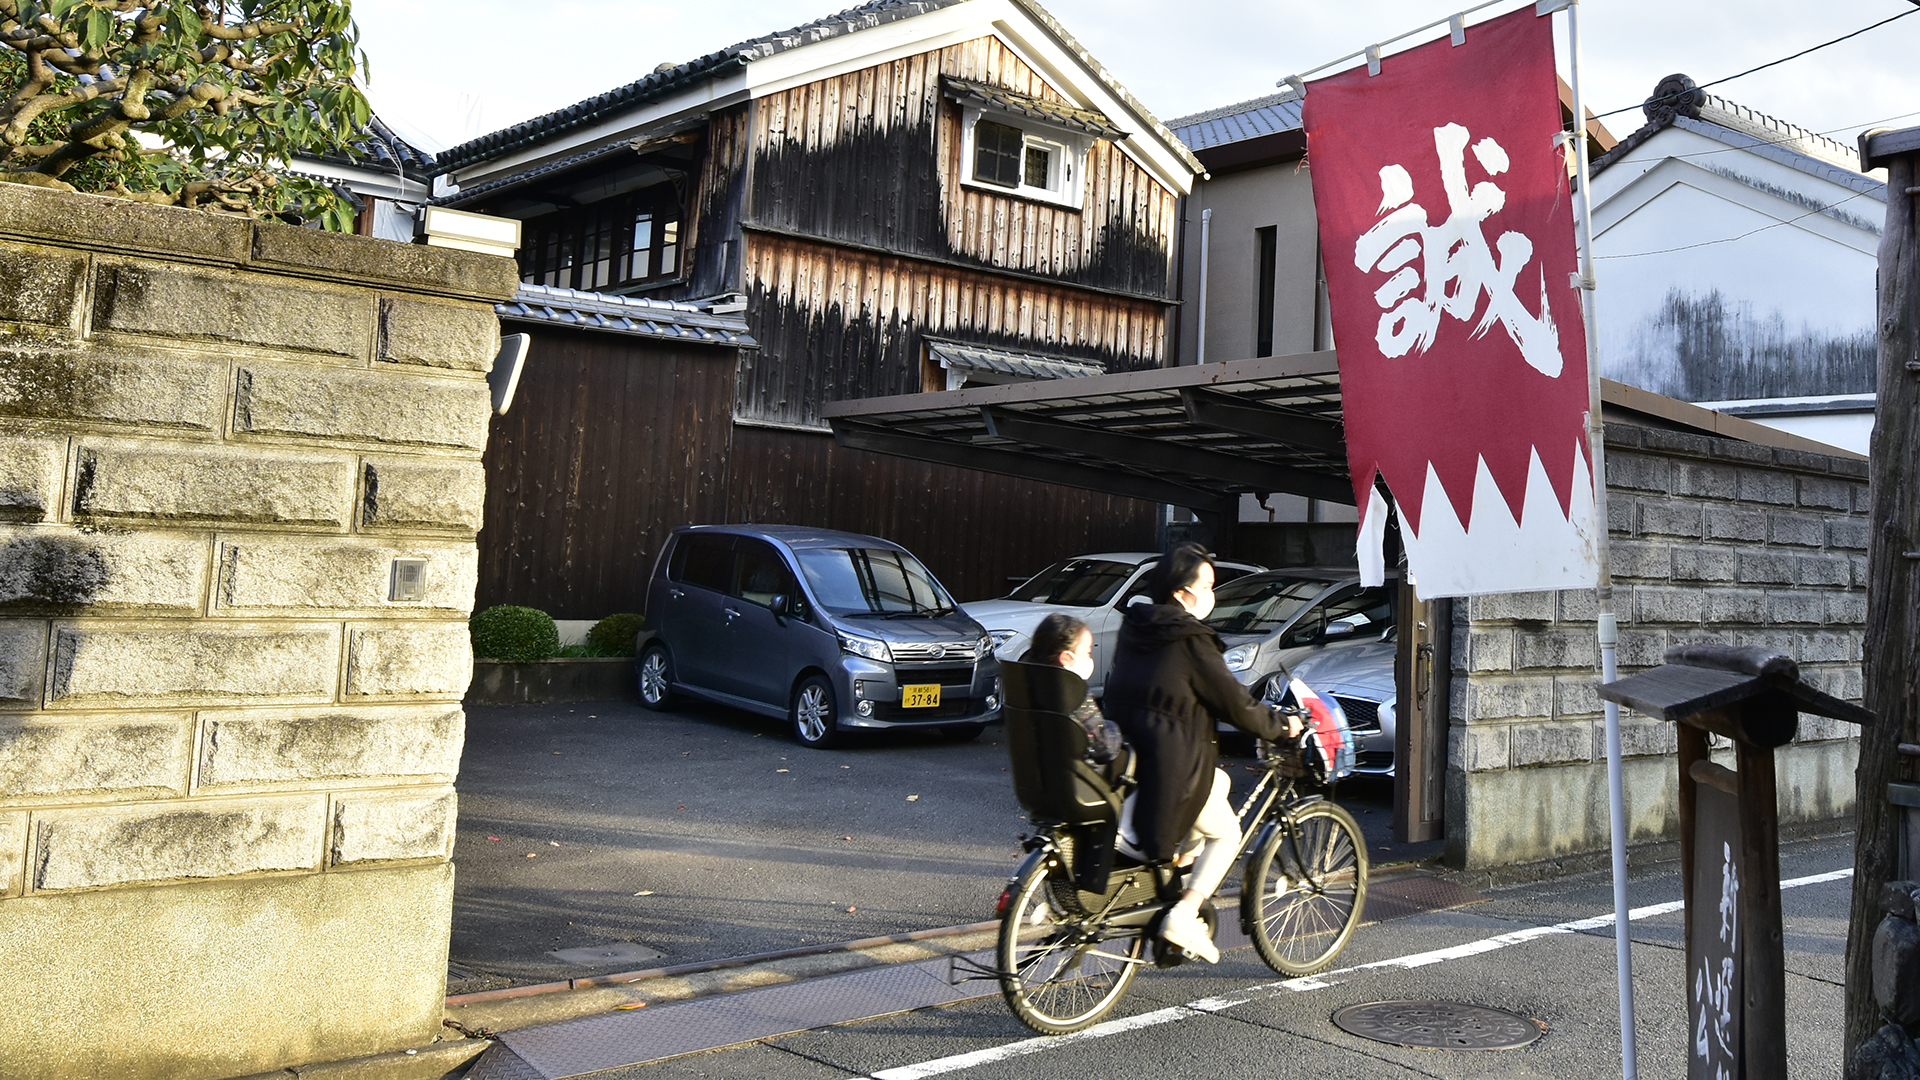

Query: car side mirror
[769,594,790,618]
[1323,620,1358,642]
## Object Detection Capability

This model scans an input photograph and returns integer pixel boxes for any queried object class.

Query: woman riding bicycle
[1103,541,1300,963]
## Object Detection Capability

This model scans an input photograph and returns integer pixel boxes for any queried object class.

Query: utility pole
[1846,125,1920,1063]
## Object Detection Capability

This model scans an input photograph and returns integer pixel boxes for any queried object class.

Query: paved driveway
[450,699,1435,991]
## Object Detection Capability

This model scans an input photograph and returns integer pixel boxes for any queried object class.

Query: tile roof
[1166,91,1302,153]
[434,0,959,174]
[316,115,437,180]
[433,119,706,209]
[941,76,1126,139]
[925,337,1105,380]
[497,284,756,348]
[434,0,1201,179]
[1593,74,1882,200]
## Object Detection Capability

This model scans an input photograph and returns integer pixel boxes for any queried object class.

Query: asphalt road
[451,698,1438,988]
[577,834,1854,1079]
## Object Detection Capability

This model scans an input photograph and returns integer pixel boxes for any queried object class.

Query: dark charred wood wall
[746,36,1179,296]
[739,232,1169,425]
[727,424,1158,602]
[477,325,736,620]
[735,34,1181,428]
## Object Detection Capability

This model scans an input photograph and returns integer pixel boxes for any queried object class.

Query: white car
[963,552,1265,694]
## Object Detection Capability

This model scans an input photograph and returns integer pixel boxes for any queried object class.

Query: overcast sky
[356,0,1920,155]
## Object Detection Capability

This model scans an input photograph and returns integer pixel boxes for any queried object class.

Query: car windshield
[1203,576,1329,635]
[795,548,955,617]
[1007,559,1137,605]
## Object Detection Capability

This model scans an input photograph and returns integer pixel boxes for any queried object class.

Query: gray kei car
[635,525,1001,748]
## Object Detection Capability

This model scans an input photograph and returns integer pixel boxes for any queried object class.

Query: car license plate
[902,684,941,708]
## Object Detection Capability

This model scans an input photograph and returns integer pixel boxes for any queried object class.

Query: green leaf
[48,0,80,17]
[82,9,112,51]
[177,6,202,39]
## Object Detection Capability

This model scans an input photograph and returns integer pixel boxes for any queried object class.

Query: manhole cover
[1332,1000,1543,1050]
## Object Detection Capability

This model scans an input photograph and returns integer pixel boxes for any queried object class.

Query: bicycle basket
[1280,676,1356,783]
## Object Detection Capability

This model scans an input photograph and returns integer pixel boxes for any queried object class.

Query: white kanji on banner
[1305,7,1598,599]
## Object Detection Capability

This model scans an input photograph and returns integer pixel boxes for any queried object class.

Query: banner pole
[1563,1,1639,1077]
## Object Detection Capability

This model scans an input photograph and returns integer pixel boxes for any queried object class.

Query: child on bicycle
[1102,542,1300,963]
[1018,612,1125,781]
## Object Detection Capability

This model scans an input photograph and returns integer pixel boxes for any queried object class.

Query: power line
[1593,190,1874,260]
[1585,8,1920,124]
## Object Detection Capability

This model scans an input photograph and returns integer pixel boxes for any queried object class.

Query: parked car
[1205,567,1399,774]
[636,525,1000,748]
[962,552,1264,693]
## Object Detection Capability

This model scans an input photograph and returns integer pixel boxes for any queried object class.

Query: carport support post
[1562,1,1640,1075]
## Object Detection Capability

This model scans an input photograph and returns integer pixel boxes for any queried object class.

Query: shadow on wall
[1606,288,1875,402]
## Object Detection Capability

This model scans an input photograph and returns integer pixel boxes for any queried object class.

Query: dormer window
[944,77,1122,212]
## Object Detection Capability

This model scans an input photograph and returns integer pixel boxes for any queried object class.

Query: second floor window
[519,193,683,293]
[966,114,1074,205]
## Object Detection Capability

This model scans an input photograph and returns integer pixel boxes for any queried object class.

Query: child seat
[1001,660,1128,893]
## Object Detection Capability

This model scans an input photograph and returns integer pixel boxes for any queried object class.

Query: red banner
[1303,7,1597,597]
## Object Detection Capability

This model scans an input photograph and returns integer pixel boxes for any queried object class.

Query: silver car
[962,552,1264,693]
[1206,568,1398,775]
[637,526,1000,749]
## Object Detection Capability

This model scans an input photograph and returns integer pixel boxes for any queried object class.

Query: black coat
[1102,603,1287,861]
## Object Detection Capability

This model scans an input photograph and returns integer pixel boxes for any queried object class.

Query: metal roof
[820,353,1862,515]
[941,76,1126,140]
[496,284,756,348]
[1167,91,1303,153]
[926,338,1105,381]
[822,352,1353,511]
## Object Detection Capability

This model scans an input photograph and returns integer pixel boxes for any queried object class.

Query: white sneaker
[1160,906,1220,964]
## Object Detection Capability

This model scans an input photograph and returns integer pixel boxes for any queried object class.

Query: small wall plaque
[389,559,427,602]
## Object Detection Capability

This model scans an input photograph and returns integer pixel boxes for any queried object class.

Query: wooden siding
[727,423,1158,602]
[739,231,1169,426]
[477,325,736,620]
[746,35,1179,297]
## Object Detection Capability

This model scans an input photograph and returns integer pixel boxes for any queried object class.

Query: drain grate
[1332,1000,1543,1051]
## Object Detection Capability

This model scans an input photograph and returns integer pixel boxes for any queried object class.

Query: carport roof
[821,350,1352,512]
[819,351,1864,514]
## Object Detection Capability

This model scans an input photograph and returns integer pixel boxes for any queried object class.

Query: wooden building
[433,0,1203,617]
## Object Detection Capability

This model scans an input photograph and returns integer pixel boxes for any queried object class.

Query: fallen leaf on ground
[635,890,655,896]
[548,841,561,847]
[845,906,857,913]
[777,768,789,773]
[487,836,501,841]
[553,752,563,756]
[525,853,537,859]
[587,715,597,719]
[841,836,853,841]
[677,805,685,810]
[841,765,850,769]
[614,1003,647,1010]
[906,794,920,801]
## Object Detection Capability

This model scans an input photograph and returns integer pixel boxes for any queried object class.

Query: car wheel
[791,675,842,749]
[637,644,676,711]
[939,723,987,742]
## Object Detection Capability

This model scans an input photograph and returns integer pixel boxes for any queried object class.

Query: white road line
[856,867,1852,1080]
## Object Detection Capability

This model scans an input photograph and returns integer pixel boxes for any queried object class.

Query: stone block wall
[0,183,516,1080]
[1446,422,1868,870]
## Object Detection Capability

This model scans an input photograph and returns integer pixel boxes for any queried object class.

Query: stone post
[0,183,516,1079]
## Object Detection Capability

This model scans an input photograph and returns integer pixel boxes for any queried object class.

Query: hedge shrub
[470,605,559,662]
[587,613,646,657]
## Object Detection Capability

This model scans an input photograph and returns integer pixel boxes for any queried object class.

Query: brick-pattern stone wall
[1447,423,1868,870]
[0,184,516,1078]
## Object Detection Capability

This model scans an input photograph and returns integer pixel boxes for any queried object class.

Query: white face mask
[1182,586,1216,622]
[1067,651,1095,681]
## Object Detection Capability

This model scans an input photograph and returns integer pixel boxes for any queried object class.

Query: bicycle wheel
[1242,800,1368,976]
[997,851,1144,1035]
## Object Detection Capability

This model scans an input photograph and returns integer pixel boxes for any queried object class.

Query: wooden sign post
[1601,645,1872,1080]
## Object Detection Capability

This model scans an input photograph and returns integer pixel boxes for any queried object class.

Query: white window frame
[958,105,1089,210]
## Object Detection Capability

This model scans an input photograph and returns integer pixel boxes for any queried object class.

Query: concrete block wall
[0,183,516,1080]
[1446,422,1868,870]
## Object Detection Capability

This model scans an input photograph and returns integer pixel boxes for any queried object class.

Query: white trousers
[1118,768,1240,900]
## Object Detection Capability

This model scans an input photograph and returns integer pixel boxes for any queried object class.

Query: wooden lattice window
[518,192,683,293]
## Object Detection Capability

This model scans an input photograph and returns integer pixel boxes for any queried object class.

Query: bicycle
[987,666,1368,1035]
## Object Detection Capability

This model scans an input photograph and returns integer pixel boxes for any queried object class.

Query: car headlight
[1223,643,1257,672]
[977,634,994,656]
[837,632,892,663]
[988,630,1019,654]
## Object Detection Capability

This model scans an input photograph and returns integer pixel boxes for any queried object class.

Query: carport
[821,349,1862,855]
[815,350,1465,842]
